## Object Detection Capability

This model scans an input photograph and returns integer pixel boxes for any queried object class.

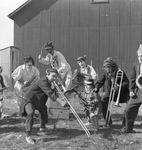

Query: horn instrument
[105,68,123,127]
[53,80,91,137]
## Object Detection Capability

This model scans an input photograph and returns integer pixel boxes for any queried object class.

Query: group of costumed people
[1,41,140,144]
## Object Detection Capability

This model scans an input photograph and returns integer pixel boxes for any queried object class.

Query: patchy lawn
[1,92,142,150]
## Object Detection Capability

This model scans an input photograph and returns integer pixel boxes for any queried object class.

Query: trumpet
[52,80,91,137]
[105,68,123,126]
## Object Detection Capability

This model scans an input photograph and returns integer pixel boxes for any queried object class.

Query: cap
[77,55,86,62]
[44,41,53,50]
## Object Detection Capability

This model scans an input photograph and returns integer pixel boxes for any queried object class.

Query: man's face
[77,60,86,67]
[47,72,58,81]
[84,84,92,92]
[25,60,33,69]
[138,53,142,63]
[45,47,54,55]
[104,67,114,77]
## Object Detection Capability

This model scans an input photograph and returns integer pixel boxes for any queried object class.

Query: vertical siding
[69,28,79,69]
[14,0,142,77]
[109,27,119,61]
[88,27,99,67]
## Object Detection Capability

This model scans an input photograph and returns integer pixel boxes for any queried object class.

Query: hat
[137,44,142,54]
[77,55,86,62]
[84,78,94,85]
[46,68,59,75]
[44,41,53,50]
[103,57,118,69]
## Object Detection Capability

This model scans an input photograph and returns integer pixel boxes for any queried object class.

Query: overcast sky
[0,0,27,49]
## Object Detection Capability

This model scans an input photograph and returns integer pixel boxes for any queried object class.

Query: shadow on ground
[0,111,142,141]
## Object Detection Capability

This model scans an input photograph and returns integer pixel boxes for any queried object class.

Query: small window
[91,0,109,3]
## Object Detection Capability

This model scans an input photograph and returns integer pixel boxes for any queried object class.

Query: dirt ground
[1,93,142,150]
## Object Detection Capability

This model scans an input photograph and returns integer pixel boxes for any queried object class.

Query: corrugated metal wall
[14,0,142,78]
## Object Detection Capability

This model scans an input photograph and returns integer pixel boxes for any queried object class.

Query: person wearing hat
[94,57,129,126]
[76,55,98,82]
[38,41,72,90]
[78,78,101,131]
[19,68,69,144]
[122,44,142,133]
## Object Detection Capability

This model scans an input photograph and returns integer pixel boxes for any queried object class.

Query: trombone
[53,80,91,137]
[105,68,123,126]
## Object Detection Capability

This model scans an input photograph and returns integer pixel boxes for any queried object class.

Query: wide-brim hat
[137,44,142,54]
[44,41,53,50]
[77,55,86,62]
[46,68,59,75]
[84,78,94,85]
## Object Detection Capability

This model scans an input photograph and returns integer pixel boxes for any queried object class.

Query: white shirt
[11,64,40,95]
[80,65,98,80]
[40,50,71,77]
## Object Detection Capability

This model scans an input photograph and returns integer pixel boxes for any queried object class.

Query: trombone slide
[53,81,91,137]
[106,68,123,126]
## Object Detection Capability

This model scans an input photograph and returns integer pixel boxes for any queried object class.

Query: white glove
[38,54,42,60]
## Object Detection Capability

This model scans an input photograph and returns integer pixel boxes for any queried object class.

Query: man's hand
[113,84,119,91]
[130,91,135,97]
[38,54,42,60]
[24,81,28,85]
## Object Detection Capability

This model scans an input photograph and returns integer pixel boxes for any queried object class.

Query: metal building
[8,0,142,78]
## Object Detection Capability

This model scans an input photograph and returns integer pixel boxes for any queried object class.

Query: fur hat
[77,55,86,62]
[137,44,142,54]
[103,57,118,69]
[44,41,54,50]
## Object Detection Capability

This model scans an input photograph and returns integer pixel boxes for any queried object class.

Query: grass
[0,91,142,150]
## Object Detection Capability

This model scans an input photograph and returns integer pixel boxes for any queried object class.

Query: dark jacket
[129,62,142,101]
[95,69,129,103]
[20,76,57,116]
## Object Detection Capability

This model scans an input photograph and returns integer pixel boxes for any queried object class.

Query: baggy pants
[124,98,141,132]
[25,103,48,136]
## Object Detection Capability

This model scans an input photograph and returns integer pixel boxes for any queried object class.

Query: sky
[0,0,27,49]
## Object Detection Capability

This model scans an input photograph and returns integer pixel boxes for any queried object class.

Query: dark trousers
[25,103,48,136]
[124,98,141,132]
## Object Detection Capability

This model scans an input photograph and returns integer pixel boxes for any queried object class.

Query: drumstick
[40,45,44,57]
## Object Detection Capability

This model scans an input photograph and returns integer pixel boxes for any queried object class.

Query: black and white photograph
[0,0,142,149]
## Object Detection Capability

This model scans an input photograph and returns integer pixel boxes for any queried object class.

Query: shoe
[39,127,47,132]
[25,136,35,144]
[84,122,92,126]
[1,113,10,119]
[121,128,133,134]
